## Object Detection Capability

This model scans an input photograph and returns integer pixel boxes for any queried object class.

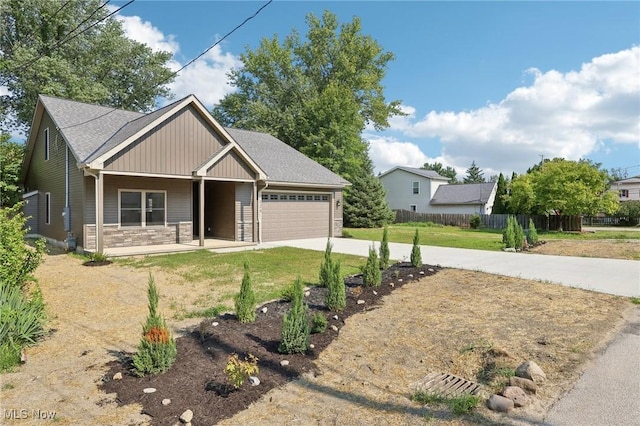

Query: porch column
[252,181,258,243]
[199,177,205,247]
[95,171,104,253]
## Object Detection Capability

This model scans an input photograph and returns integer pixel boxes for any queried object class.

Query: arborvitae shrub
[410,228,422,267]
[379,226,390,269]
[503,216,516,249]
[234,261,256,323]
[363,244,381,287]
[132,274,177,376]
[526,218,539,245]
[325,260,346,311]
[318,239,333,287]
[311,312,328,334]
[514,218,525,250]
[278,277,310,354]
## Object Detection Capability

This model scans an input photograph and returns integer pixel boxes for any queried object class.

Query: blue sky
[112,0,640,178]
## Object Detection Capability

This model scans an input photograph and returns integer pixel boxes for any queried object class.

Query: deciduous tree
[0,134,24,207]
[0,0,175,132]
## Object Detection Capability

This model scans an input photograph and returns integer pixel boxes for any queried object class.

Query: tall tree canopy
[0,0,175,132]
[491,173,508,214]
[343,173,395,228]
[507,158,619,216]
[463,161,485,183]
[212,10,403,182]
[422,162,457,183]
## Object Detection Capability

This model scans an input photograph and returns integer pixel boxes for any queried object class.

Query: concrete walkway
[259,237,640,297]
[255,237,640,425]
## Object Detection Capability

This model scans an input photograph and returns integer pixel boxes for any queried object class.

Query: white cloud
[367,136,429,174]
[115,11,240,107]
[389,46,640,174]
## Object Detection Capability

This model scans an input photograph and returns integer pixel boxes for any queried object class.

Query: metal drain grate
[412,372,484,397]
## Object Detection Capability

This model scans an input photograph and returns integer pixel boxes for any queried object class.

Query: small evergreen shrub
[234,261,256,323]
[132,274,177,376]
[513,219,525,250]
[311,312,328,334]
[410,228,422,267]
[224,353,259,389]
[503,216,526,250]
[526,218,539,245]
[318,239,333,287]
[469,214,482,229]
[325,260,346,311]
[363,244,381,287]
[379,226,390,269]
[278,277,310,354]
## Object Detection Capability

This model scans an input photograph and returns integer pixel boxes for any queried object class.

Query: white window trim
[412,181,419,194]
[45,192,51,224]
[409,204,417,212]
[118,189,167,228]
[44,128,50,161]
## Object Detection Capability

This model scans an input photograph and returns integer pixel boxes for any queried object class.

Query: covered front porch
[102,238,256,257]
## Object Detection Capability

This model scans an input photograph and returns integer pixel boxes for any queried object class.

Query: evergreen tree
[234,261,256,323]
[422,162,457,183]
[344,173,395,228]
[379,226,390,269]
[363,244,381,287]
[279,277,310,354]
[410,228,422,267]
[463,161,485,183]
[492,173,509,214]
[325,261,346,312]
[318,239,333,287]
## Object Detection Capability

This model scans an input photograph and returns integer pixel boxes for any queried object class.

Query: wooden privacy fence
[393,210,582,232]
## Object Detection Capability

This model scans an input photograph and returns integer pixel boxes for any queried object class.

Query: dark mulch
[100,262,440,425]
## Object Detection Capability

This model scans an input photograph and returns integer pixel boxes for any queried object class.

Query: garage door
[261,192,330,242]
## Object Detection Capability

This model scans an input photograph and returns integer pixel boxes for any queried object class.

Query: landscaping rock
[179,409,193,423]
[357,299,365,305]
[331,325,339,331]
[510,376,537,394]
[503,247,516,252]
[248,376,260,386]
[502,386,530,407]
[261,307,267,314]
[280,360,289,366]
[515,360,546,383]
[162,398,171,406]
[332,315,339,320]
[143,388,156,394]
[112,372,122,380]
[487,394,514,412]
[212,322,219,327]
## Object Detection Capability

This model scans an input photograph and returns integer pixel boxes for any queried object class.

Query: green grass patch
[630,297,640,305]
[540,230,640,240]
[411,391,481,415]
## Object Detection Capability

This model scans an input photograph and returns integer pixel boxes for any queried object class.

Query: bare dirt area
[0,246,635,425]
[528,239,640,260]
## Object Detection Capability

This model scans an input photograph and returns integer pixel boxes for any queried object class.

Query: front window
[120,190,165,227]
[410,204,417,212]
[620,189,629,198]
[412,181,419,194]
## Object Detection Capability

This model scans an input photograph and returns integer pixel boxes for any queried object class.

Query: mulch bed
[100,262,440,425]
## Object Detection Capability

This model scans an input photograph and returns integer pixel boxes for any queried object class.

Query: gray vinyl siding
[207,150,256,180]
[235,182,253,242]
[23,112,69,243]
[103,105,226,175]
[23,193,38,234]
[102,175,191,224]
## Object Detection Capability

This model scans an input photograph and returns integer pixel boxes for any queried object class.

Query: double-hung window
[119,190,166,227]
[44,128,50,161]
[412,181,419,194]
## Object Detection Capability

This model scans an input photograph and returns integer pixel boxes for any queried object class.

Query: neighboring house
[612,176,640,202]
[21,94,349,253]
[429,182,498,214]
[379,166,450,213]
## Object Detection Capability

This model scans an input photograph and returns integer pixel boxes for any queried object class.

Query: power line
[165,0,272,82]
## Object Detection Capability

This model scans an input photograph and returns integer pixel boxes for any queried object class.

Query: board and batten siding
[206,150,256,180]
[206,181,235,240]
[102,175,191,224]
[103,105,226,175]
[235,182,253,242]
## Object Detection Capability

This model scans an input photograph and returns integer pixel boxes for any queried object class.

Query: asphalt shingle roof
[430,182,496,205]
[37,95,348,186]
[381,166,450,180]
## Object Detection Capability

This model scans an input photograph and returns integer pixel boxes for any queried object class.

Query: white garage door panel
[262,198,329,242]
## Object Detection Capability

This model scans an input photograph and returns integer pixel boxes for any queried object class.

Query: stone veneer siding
[83,222,192,251]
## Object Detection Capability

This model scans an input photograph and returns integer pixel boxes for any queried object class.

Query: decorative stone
[389,283,394,287]
[112,372,123,380]
[280,360,290,366]
[304,291,311,297]
[310,344,315,349]
[333,315,339,320]
[408,274,413,278]
[502,386,530,407]
[503,247,516,253]
[261,307,268,313]
[515,360,546,383]
[373,290,378,295]
[487,394,514,412]
[398,279,403,282]
[331,325,339,331]
[428,268,434,272]
[143,388,156,394]
[419,271,425,275]
[248,376,260,386]
[510,376,537,394]
[212,322,219,327]
[179,409,193,423]
[162,398,171,406]
[357,299,365,305]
